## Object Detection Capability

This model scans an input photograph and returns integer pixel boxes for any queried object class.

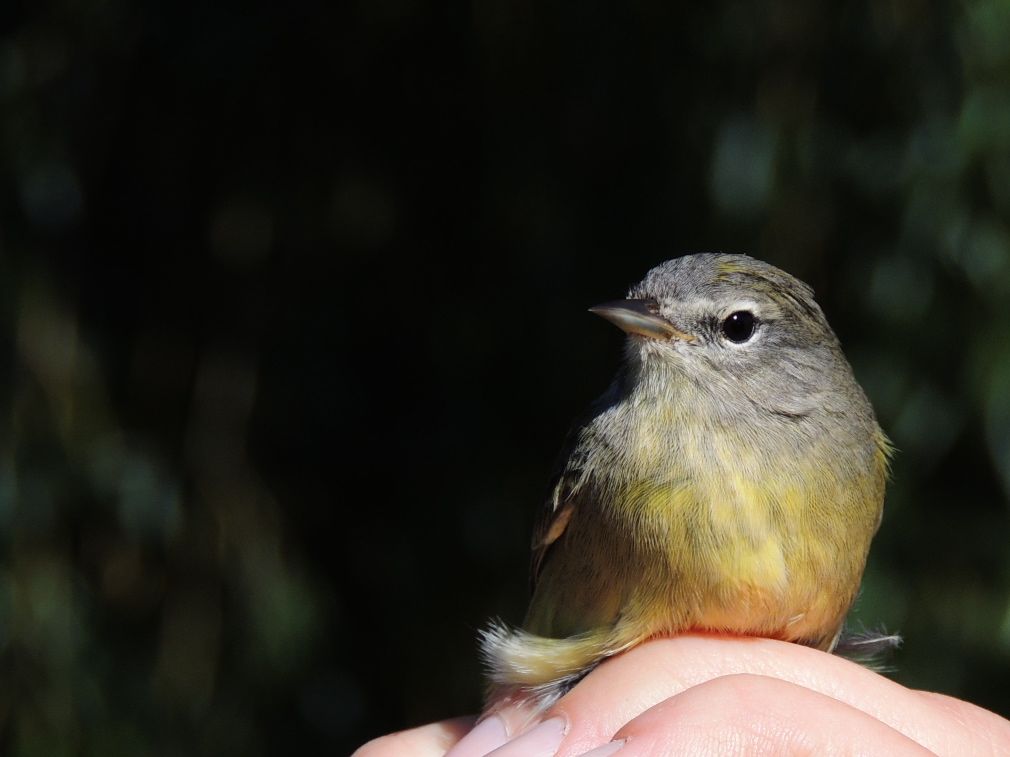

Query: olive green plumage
[481,253,891,710]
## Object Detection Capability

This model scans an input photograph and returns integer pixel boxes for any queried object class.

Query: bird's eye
[721,311,757,343]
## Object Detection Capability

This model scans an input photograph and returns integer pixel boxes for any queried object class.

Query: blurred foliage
[1,0,1009,754]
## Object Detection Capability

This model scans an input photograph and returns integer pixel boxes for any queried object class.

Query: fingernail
[444,715,508,757]
[486,715,566,757]
[575,740,626,757]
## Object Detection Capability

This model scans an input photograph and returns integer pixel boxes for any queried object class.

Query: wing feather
[529,372,626,590]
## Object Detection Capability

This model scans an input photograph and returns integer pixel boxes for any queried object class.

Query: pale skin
[354,635,1010,757]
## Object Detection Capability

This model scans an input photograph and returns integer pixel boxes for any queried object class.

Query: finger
[443,711,514,757]
[353,715,475,757]
[447,702,567,757]
[584,673,934,757]
[538,634,1010,756]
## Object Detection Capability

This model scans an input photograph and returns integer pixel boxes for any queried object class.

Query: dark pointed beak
[588,299,695,342]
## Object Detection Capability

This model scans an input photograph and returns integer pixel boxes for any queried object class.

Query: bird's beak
[589,299,695,342]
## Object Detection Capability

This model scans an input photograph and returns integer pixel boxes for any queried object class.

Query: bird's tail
[479,620,624,713]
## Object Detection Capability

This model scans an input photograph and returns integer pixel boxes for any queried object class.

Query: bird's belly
[623,477,853,648]
[627,539,849,649]
[689,568,847,647]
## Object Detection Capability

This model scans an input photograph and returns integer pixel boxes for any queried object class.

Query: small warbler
[481,253,892,710]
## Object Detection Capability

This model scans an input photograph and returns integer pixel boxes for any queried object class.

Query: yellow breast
[615,421,872,646]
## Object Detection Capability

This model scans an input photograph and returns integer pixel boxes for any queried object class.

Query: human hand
[354,634,1010,756]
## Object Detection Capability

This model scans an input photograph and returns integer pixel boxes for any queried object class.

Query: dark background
[2,1,1010,755]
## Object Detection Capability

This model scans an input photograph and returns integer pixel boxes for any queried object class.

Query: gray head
[591,253,868,422]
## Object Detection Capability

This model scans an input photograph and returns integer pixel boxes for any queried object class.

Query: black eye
[721,311,757,343]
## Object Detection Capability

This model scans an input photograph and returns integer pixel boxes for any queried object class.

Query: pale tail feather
[479,620,625,713]
[834,626,902,672]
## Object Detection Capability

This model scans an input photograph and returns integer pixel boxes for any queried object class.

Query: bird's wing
[529,375,624,591]
[529,466,580,589]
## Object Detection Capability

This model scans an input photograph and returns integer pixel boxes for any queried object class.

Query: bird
[480,253,893,712]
